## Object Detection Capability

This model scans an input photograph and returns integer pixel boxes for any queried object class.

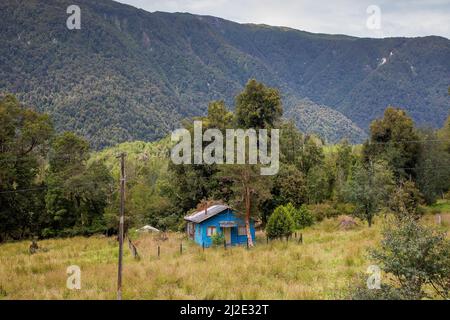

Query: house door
[223,228,231,245]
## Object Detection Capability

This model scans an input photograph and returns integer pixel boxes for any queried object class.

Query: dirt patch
[338,216,358,230]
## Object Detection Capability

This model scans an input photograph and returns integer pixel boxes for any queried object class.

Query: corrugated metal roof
[184,204,229,223]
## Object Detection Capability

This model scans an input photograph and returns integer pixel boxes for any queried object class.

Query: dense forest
[1,0,449,148]
[1,79,449,242]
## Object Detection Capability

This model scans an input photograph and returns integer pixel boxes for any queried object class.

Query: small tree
[221,164,271,247]
[352,217,450,300]
[388,180,424,221]
[345,161,394,227]
[266,204,295,239]
[292,204,314,230]
[306,165,332,204]
[273,164,307,207]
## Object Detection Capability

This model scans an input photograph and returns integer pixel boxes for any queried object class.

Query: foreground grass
[0,213,448,300]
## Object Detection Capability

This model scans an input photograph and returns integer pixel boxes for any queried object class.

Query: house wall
[193,209,256,247]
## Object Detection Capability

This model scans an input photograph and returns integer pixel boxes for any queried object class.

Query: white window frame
[207,226,217,237]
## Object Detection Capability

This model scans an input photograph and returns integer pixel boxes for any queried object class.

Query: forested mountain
[1,0,449,148]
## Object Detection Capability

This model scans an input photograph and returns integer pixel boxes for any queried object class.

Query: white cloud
[116,0,450,38]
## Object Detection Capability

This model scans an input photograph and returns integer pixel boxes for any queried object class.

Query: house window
[238,226,246,236]
[207,226,217,237]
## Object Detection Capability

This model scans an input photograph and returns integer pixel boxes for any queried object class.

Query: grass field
[0,210,449,300]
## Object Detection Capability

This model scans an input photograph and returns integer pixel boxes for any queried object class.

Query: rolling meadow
[1,207,449,300]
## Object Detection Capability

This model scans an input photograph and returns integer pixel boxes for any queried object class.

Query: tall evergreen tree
[0,94,53,241]
[235,79,282,129]
[363,107,420,180]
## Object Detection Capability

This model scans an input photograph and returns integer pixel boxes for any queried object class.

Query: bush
[351,217,450,299]
[292,204,314,229]
[266,204,295,239]
[211,232,225,247]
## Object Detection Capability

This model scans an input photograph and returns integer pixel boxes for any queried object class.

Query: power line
[0,180,119,195]
[0,186,47,194]
[0,154,90,165]
[394,165,450,171]
[365,139,450,146]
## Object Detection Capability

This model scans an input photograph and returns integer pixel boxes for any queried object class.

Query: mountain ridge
[1,0,448,148]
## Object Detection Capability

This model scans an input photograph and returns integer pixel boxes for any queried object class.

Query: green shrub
[292,204,314,229]
[351,217,450,300]
[266,204,295,239]
[211,232,225,247]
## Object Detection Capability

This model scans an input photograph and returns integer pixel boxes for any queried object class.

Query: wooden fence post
[202,242,205,252]
[224,240,227,250]
[298,233,303,244]
[158,245,160,258]
[127,238,140,260]
[180,242,183,255]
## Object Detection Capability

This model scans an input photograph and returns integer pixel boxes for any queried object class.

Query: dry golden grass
[0,214,447,300]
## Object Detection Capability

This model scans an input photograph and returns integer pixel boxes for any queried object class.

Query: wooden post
[127,238,139,260]
[298,233,303,244]
[116,152,126,301]
[180,242,183,255]
[266,236,269,244]
[246,238,249,249]
[224,240,227,250]
[158,245,160,258]
[202,242,205,252]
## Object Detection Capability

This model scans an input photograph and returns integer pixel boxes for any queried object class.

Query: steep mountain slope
[284,98,368,143]
[1,0,448,148]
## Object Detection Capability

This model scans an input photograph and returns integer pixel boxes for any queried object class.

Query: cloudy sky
[116,0,450,38]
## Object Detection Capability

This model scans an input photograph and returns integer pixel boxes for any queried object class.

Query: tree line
[1,79,449,242]
[167,80,450,238]
[0,94,113,241]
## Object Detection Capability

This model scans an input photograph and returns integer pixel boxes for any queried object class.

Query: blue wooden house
[184,205,256,247]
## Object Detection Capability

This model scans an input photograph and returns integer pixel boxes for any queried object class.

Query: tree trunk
[245,186,254,247]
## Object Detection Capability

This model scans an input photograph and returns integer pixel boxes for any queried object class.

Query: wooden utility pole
[117,152,126,300]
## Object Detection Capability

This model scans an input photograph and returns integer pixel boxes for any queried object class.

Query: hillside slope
[1,0,448,147]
